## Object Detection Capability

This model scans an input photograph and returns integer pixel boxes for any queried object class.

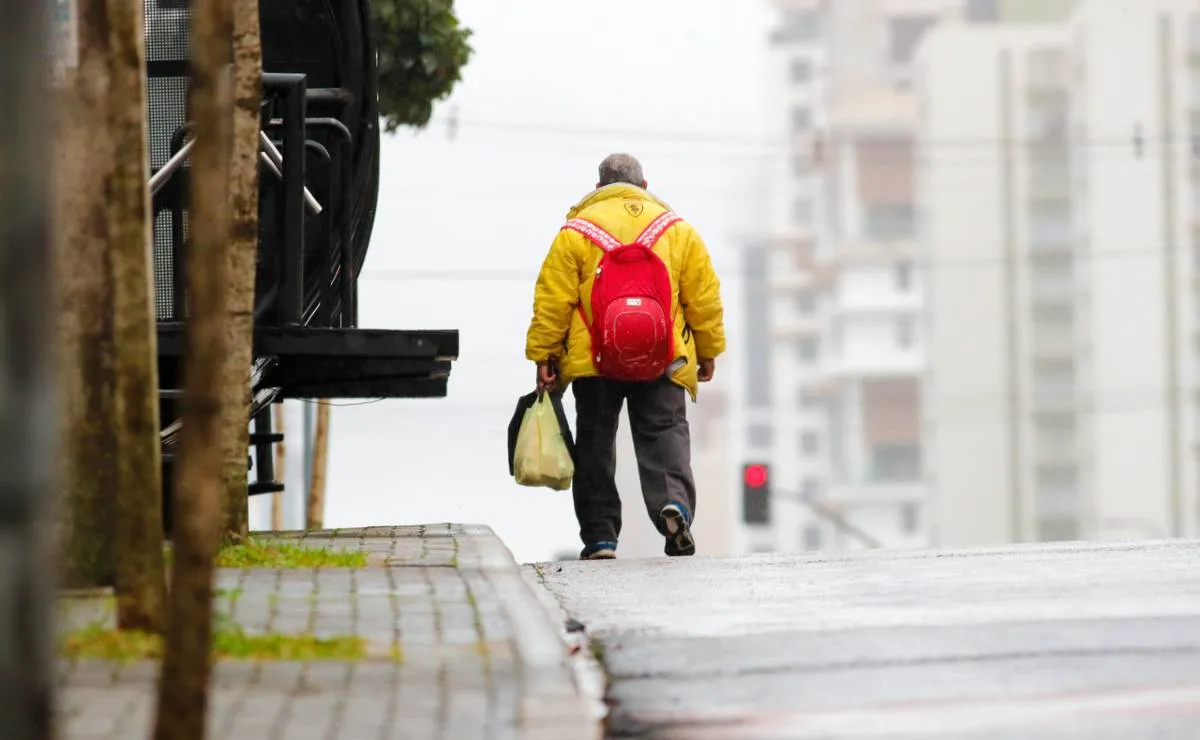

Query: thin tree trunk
[54,0,118,591]
[272,403,286,531]
[152,0,235,737]
[306,400,330,531]
[1,2,59,736]
[219,0,264,541]
[107,0,167,634]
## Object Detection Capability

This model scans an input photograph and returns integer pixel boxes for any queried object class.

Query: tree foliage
[371,0,473,132]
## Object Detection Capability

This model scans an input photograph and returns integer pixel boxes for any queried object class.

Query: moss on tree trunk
[53,0,119,591]
[106,0,167,635]
[219,0,265,541]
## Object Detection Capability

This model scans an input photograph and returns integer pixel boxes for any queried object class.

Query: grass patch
[59,622,366,664]
[215,540,367,569]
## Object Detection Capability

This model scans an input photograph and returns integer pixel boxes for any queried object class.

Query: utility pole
[306,400,331,530]
[302,400,313,525]
[272,402,285,530]
[0,0,58,736]
[776,492,883,550]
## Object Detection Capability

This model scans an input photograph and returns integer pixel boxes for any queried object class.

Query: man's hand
[536,360,558,391]
[697,357,716,383]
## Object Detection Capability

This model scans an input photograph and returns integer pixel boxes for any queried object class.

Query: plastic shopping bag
[508,390,575,490]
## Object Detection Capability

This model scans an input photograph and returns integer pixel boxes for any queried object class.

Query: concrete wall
[916,26,1019,546]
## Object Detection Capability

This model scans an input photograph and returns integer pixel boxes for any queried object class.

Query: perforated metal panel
[145,1,190,320]
[142,0,382,326]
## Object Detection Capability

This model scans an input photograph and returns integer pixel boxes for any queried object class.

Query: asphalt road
[536,539,1200,739]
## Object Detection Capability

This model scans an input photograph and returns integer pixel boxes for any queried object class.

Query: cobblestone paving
[55,524,598,740]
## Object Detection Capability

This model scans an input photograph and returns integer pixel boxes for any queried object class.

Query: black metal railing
[147,73,363,333]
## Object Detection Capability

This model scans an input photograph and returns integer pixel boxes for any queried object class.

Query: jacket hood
[565,183,673,219]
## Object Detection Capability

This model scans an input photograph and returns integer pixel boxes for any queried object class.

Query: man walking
[525,154,726,560]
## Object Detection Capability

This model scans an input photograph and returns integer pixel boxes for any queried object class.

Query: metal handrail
[148,138,195,196]
[259,131,322,214]
[146,133,323,217]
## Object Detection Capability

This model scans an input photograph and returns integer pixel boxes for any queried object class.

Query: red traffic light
[743,463,769,488]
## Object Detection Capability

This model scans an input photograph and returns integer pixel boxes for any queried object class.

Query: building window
[801,431,819,456]
[888,16,937,65]
[1036,516,1079,542]
[775,9,820,43]
[896,317,915,348]
[793,198,813,226]
[1027,105,1069,143]
[901,504,919,534]
[801,477,821,500]
[1189,14,1200,55]
[1029,203,1072,245]
[747,424,773,448]
[743,248,771,408]
[966,0,999,22]
[790,58,813,84]
[895,261,913,291]
[802,524,822,550]
[797,337,820,363]
[799,387,822,408]
[796,291,816,314]
[864,202,915,241]
[792,106,812,132]
[869,444,921,482]
[1033,358,1075,402]
[1028,48,1070,88]
[793,153,812,177]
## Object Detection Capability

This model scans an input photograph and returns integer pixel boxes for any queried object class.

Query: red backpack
[564,209,682,382]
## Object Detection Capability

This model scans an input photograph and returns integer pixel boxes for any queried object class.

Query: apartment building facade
[755,0,963,552]
[915,0,1200,546]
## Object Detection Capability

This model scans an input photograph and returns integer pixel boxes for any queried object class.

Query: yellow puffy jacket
[525,183,726,400]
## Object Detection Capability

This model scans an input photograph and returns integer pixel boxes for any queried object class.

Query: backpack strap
[634,210,683,249]
[563,218,623,252]
[563,210,683,252]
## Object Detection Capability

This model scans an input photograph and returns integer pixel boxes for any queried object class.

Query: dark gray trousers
[571,376,697,548]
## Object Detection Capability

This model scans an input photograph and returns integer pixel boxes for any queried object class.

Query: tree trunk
[219,0,264,541]
[272,403,285,530]
[106,0,167,635]
[1,2,60,736]
[54,0,118,591]
[306,400,330,531]
[152,0,235,737]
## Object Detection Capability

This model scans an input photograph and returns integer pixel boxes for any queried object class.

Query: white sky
[255,0,774,563]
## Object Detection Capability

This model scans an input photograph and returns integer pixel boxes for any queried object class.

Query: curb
[520,564,609,723]
[457,525,602,740]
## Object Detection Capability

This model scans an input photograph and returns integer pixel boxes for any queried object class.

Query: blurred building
[755,0,963,553]
[916,0,1200,545]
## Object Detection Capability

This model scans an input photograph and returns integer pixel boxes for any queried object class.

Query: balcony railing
[1032,387,1075,412]
[1030,273,1075,305]
[1031,325,1075,358]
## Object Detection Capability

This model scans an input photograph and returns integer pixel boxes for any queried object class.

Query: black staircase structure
[145,0,458,534]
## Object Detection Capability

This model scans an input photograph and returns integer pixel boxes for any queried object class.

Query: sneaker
[580,541,617,560]
[660,504,695,557]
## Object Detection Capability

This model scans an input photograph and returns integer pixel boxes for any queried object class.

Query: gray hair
[598,153,645,187]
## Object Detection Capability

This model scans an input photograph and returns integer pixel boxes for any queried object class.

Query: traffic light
[742,462,771,525]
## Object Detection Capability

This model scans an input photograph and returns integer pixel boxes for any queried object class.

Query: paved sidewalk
[55,524,601,740]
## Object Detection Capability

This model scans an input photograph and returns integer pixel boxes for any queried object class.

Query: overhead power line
[358,242,1197,282]
[418,114,1200,152]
